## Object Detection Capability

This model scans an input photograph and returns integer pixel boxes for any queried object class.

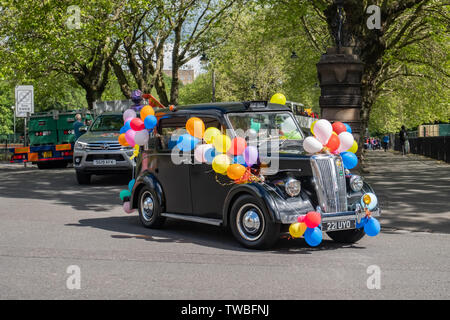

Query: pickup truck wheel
[327,229,366,244]
[138,187,165,229]
[76,171,91,185]
[230,195,280,249]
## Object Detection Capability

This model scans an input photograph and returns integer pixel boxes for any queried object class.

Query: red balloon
[228,137,247,155]
[130,118,145,131]
[304,211,321,229]
[297,215,306,223]
[332,122,347,135]
[326,133,341,152]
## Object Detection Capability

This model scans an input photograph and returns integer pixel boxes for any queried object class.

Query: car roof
[157,101,290,116]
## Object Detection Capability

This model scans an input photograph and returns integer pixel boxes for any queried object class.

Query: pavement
[0,151,449,300]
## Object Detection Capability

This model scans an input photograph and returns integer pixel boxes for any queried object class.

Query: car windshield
[227,112,304,152]
[90,114,123,132]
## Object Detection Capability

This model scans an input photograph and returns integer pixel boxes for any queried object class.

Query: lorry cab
[129,101,380,249]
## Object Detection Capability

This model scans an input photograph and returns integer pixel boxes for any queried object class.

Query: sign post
[15,85,34,167]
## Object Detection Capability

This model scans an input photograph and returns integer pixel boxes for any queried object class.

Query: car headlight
[285,178,301,197]
[74,141,87,150]
[350,175,364,192]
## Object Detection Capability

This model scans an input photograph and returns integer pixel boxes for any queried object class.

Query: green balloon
[120,189,131,201]
[250,119,261,132]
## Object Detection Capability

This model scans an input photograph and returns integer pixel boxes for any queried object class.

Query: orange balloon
[118,133,129,146]
[227,164,246,180]
[186,117,205,139]
[140,105,155,121]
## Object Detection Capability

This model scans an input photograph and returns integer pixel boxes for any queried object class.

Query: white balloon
[303,136,324,154]
[337,132,354,153]
[194,144,213,163]
[134,130,149,146]
[313,119,333,145]
[123,109,136,122]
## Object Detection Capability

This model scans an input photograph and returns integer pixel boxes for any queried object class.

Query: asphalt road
[0,151,449,300]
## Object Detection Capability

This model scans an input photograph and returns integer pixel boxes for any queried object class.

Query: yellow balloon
[270,93,286,105]
[213,134,232,153]
[203,127,221,144]
[289,222,307,238]
[347,140,358,153]
[310,120,317,135]
[212,154,231,175]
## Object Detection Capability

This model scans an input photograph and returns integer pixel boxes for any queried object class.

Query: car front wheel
[230,195,280,249]
[138,186,165,228]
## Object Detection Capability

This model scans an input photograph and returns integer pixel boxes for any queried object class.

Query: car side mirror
[79,126,88,133]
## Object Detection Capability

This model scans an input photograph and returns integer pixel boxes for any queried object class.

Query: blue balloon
[177,134,199,152]
[304,227,323,247]
[233,155,247,167]
[356,217,368,229]
[204,148,217,164]
[144,115,157,130]
[121,120,131,134]
[344,123,352,133]
[341,151,358,169]
[364,217,380,237]
[128,179,135,192]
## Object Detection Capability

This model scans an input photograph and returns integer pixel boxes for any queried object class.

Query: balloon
[123,201,135,214]
[186,117,205,139]
[270,93,286,105]
[125,129,136,147]
[121,120,131,133]
[204,127,221,144]
[360,192,378,211]
[304,211,321,229]
[326,133,340,152]
[130,118,145,131]
[243,146,258,167]
[128,179,135,191]
[247,128,258,139]
[232,155,247,166]
[140,105,155,121]
[123,109,136,122]
[304,227,323,247]
[118,133,129,146]
[297,215,306,223]
[194,144,213,163]
[213,134,232,153]
[227,164,246,180]
[356,217,368,229]
[303,136,323,154]
[135,129,149,146]
[347,140,358,153]
[250,120,261,132]
[229,137,247,156]
[364,217,380,237]
[204,147,217,164]
[341,151,358,169]
[310,120,317,135]
[119,189,131,201]
[332,121,347,135]
[144,115,157,130]
[337,132,354,153]
[313,119,333,145]
[344,123,352,133]
[212,154,231,174]
[177,133,199,152]
[289,222,307,238]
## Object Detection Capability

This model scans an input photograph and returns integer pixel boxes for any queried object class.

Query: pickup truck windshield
[90,115,123,132]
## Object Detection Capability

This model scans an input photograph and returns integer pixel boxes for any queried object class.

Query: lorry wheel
[327,229,366,244]
[230,195,280,249]
[37,162,50,170]
[138,186,166,229]
[76,171,91,185]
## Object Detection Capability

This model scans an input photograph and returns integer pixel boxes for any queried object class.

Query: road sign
[15,85,34,118]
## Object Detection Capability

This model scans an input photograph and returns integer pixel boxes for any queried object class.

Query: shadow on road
[0,165,130,212]
[66,215,367,254]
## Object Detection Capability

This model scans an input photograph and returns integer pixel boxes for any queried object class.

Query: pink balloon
[313,119,333,145]
[194,144,213,163]
[123,109,136,122]
[337,132,354,153]
[125,129,136,147]
[123,201,135,214]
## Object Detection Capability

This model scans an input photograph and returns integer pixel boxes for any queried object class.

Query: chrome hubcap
[242,210,260,233]
[141,192,154,221]
[236,204,264,242]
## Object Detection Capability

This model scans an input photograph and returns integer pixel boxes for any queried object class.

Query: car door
[154,114,193,214]
[189,115,233,219]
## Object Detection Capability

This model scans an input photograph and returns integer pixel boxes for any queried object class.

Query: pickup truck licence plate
[93,159,116,165]
[322,219,356,232]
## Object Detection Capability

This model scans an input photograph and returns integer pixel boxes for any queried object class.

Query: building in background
[162,68,195,85]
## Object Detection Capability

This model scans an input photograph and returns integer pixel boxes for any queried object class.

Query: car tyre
[138,186,166,229]
[327,229,366,244]
[230,195,280,249]
[76,171,91,185]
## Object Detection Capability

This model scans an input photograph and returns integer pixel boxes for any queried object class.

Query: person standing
[399,125,408,155]
[382,134,390,152]
[73,114,85,141]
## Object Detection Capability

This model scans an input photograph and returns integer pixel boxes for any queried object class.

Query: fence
[394,135,450,163]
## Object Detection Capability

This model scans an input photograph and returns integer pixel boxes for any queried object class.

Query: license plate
[322,219,356,232]
[93,159,116,165]
[42,151,52,158]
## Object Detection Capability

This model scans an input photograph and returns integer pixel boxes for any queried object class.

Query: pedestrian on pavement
[399,125,408,155]
[73,114,85,141]
[383,134,390,152]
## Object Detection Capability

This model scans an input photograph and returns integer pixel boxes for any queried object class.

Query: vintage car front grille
[86,142,122,151]
[310,155,347,213]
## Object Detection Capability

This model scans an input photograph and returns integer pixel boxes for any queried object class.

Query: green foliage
[179,72,213,105]
[0,82,14,134]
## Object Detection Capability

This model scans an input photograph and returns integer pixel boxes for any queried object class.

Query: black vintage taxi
[128,101,380,249]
